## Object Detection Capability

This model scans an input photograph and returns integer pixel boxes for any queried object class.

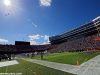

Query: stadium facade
[49,16,100,52]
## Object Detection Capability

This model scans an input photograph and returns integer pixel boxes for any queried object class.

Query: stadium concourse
[0,16,100,61]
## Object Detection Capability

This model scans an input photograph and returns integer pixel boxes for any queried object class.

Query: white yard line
[0,60,19,68]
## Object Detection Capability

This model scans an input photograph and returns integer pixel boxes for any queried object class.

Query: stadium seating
[48,34,100,53]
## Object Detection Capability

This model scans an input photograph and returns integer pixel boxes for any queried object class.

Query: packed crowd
[49,34,100,53]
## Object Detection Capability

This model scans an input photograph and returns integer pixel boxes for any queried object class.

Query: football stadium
[0,16,100,75]
[0,0,100,75]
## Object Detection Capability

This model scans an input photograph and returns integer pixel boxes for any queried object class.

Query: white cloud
[42,35,50,44]
[32,22,38,28]
[44,35,49,40]
[40,0,52,7]
[30,40,38,45]
[27,19,38,28]
[0,38,9,44]
[42,40,50,45]
[28,34,50,45]
[28,34,40,40]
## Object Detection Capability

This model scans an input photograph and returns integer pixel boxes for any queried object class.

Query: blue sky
[0,0,100,45]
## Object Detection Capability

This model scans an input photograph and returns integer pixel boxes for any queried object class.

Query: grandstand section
[0,44,51,60]
[49,16,100,52]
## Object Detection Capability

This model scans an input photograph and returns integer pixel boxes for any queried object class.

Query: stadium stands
[0,44,51,60]
[49,16,100,53]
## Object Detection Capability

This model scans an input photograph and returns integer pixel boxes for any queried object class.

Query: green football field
[32,51,100,65]
[0,51,100,75]
[0,59,73,75]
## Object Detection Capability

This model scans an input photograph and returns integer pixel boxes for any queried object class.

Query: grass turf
[0,59,73,75]
[32,51,100,65]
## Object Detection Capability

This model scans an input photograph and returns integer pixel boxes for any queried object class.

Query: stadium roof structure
[92,16,100,21]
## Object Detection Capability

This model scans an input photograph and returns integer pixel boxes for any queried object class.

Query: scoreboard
[15,41,30,45]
